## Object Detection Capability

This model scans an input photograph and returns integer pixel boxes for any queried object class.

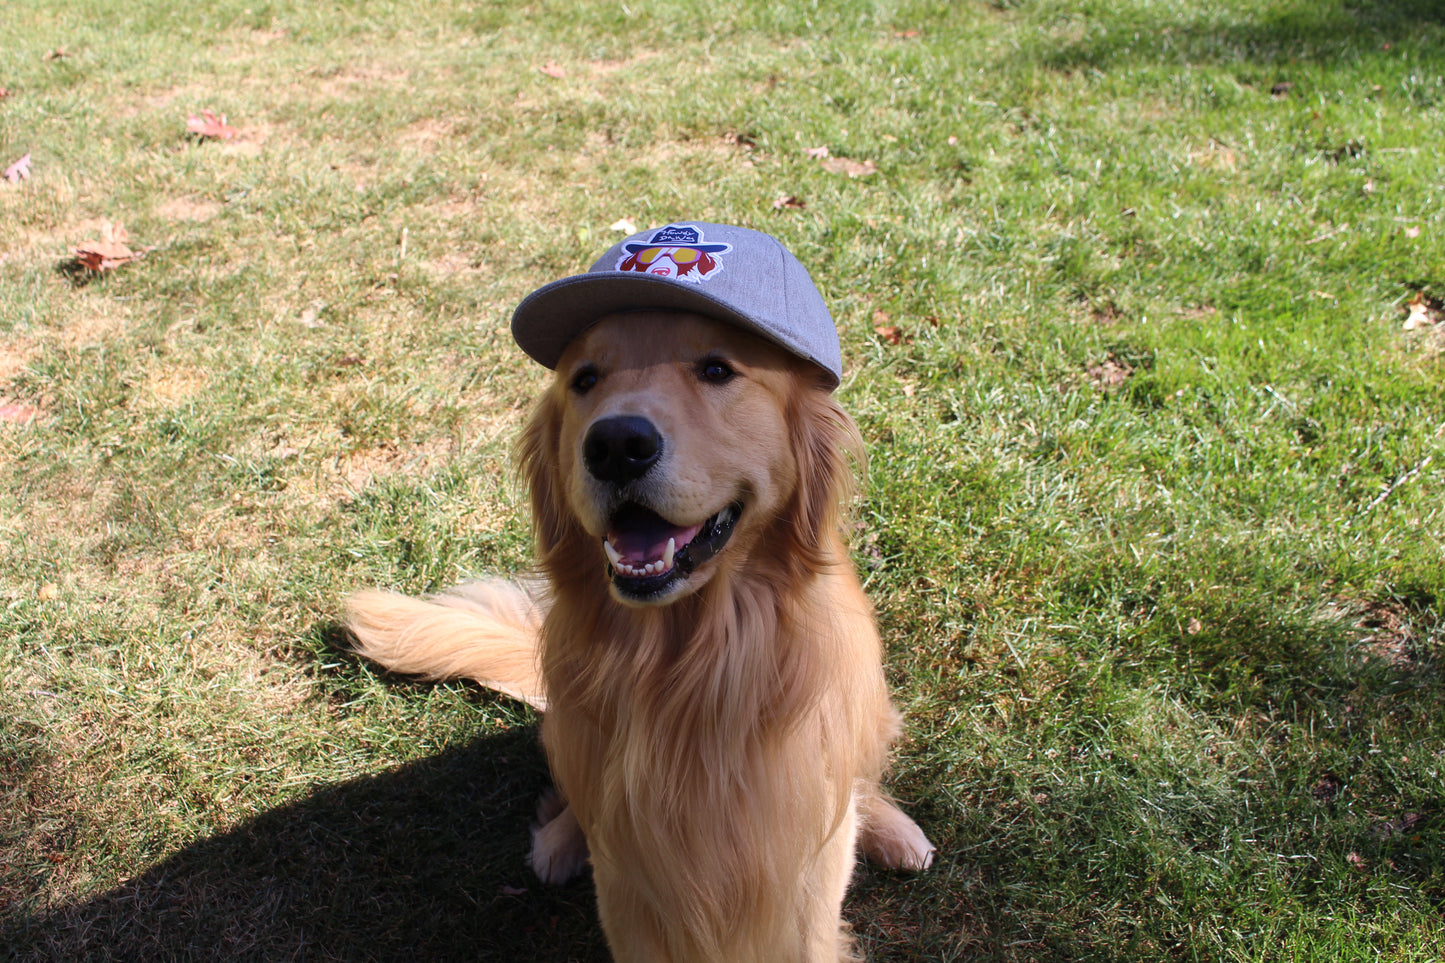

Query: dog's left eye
[697,358,735,384]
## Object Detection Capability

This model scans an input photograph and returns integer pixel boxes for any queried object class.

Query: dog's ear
[784,380,867,572]
[515,386,576,558]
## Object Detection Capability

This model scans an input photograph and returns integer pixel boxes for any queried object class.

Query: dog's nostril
[583,416,663,483]
[623,435,657,460]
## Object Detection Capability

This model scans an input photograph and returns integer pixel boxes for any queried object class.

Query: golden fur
[345,312,933,962]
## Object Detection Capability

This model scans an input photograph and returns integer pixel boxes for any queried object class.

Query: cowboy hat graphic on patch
[617,224,732,283]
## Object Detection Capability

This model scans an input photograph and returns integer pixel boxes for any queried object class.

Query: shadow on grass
[2,728,610,963]
[3,724,960,963]
[1041,0,1445,71]
[4,620,959,961]
[53,258,102,289]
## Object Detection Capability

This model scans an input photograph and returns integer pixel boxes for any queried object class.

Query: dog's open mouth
[602,501,742,599]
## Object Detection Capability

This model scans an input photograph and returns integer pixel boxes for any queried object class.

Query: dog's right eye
[571,366,599,394]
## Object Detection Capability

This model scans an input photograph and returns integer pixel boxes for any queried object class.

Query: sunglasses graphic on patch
[632,246,705,265]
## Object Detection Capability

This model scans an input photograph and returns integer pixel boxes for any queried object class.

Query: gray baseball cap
[511,222,842,389]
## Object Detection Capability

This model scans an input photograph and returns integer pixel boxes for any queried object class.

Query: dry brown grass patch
[420,252,488,279]
[398,118,459,153]
[1188,139,1241,171]
[137,363,210,407]
[310,65,414,101]
[153,197,222,223]
[0,337,36,383]
[56,303,132,350]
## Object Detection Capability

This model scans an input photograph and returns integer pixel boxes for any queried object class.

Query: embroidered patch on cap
[616,224,733,284]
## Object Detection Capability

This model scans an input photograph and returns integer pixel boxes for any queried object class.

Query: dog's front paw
[527,791,589,884]
[866,824,936,872]
[859,794,936,872]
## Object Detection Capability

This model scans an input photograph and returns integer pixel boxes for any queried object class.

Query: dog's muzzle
[582,415,742,602]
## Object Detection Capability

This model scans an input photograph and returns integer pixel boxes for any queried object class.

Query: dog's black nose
[583,416,663,483]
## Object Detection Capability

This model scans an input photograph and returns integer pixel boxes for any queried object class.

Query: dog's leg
[813,798,862,963]
[591,867,676,963]
[590,801,862,963]
[528,789,589,884]
[858,790,935,872]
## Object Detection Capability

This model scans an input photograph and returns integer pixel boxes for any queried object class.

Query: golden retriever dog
[345,224,933,962]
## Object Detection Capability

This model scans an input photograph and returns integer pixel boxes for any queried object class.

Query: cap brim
[511,272,840,388]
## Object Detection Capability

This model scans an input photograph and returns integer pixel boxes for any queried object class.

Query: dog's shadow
[5,721,611,962]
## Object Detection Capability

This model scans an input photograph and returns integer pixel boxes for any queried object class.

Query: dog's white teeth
[605,538,678,579]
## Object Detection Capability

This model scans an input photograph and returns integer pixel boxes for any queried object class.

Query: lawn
[1,0,1442,959]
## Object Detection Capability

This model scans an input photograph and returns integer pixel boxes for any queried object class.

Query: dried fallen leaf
[805,145,830,159]
[0,87,11,101]
[873,313,907,345]
[893,29,921,39]
[772,195,806,210]
[1403,291,1441,331]
[820,156,878,178]
[43,48,69,61]
[3,152,29,183]
[1311,773,1344,801]
[71,222,144,273]
[608,217,638,234]
[0,402,42,424]
[38,582,59,601]
[1085,354,1134,389]
[500,884,528,896]
[1186,618,1203,635]
[186,109,238,140]
[540,61,566,79]
[1404,226,1421,239]
[1089,300,1125,324]
[1375,812,1426,838]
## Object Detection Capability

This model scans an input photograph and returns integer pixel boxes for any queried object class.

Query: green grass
[2,0,1443,959]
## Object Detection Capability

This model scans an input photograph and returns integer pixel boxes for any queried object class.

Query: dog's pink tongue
[608,507,700,565]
